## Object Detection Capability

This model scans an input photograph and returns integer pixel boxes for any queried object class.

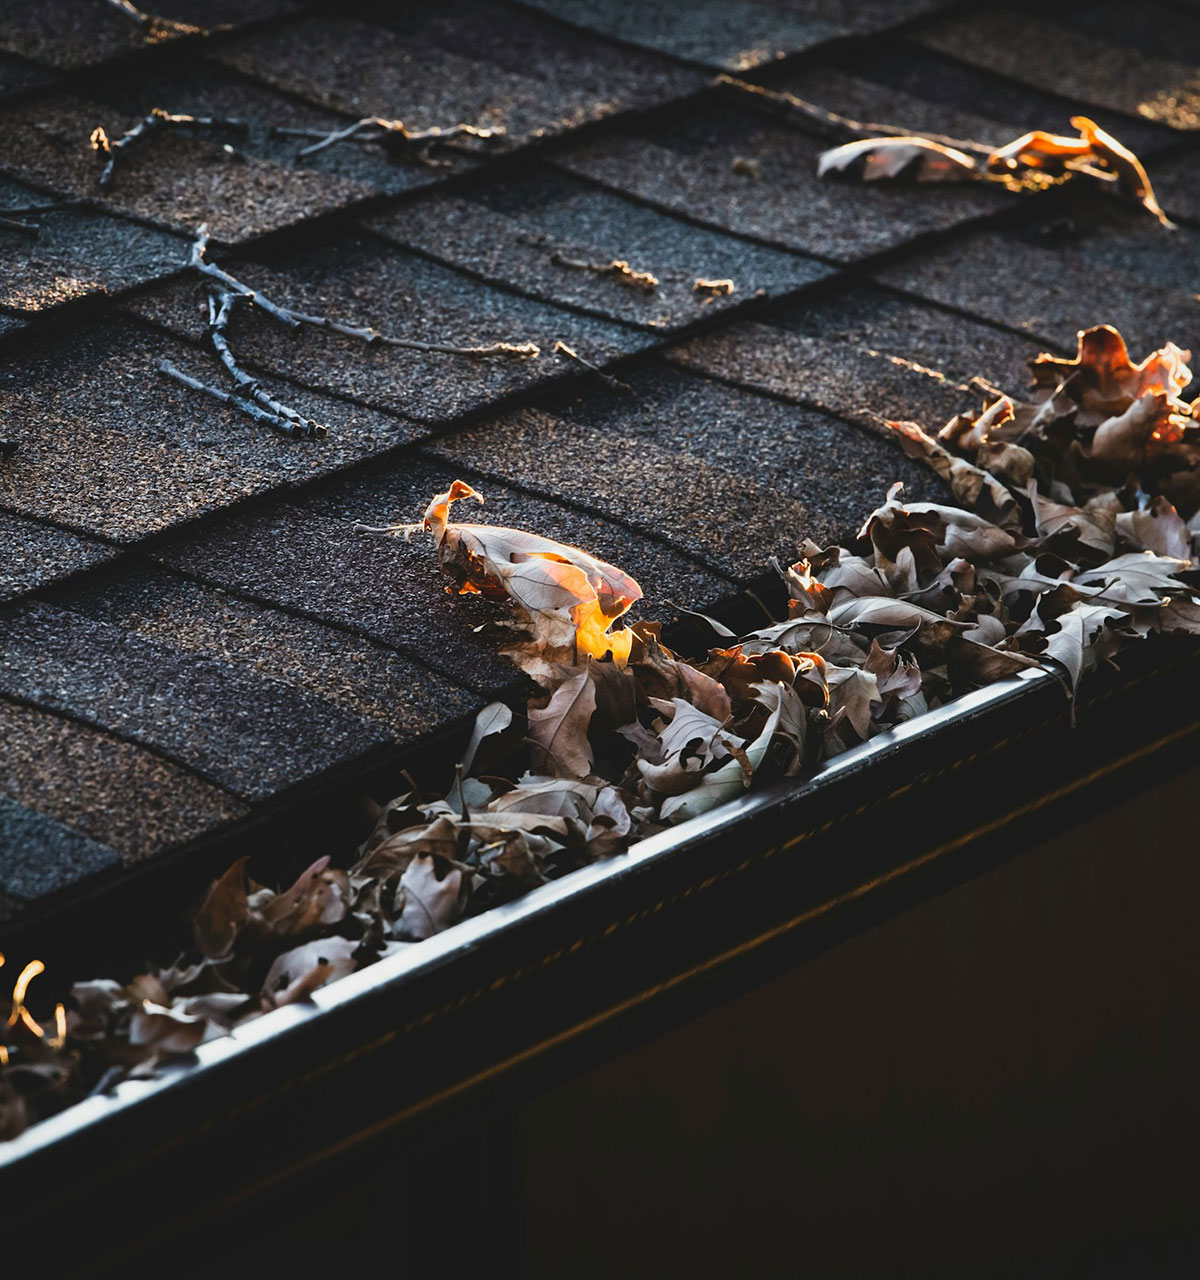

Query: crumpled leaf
[459,701,513,775]
[819,115,1170,225]
[263,938,359,1007]
[408,481,643,680]
[527,668,597,778]
[817,136,979,182]
[393,855,463,941]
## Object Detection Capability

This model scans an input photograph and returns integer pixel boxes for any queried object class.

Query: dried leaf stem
[91,110,249,188]
[550,251,659,292]
[103,0,202,37]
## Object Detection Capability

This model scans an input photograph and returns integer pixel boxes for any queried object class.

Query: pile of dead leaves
[5,323,1200,1139]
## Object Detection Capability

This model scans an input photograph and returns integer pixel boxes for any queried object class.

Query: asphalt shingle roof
[3,0,1199,918]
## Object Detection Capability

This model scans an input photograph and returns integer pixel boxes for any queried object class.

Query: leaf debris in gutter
[5,324,1200,1139]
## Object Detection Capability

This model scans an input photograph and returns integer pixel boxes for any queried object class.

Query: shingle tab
[554,102,1006,262]
[365,166,834,329]
[874,209,1200,355]
[0,0,302,70]
[0,600,389,801]
[212,5,707,148]
[0,698,247,865]
[757,50,1172,156]
[60,565,481,742]
[516,0,951,72]
[422,363,950,578]
[0,92,373,244]
[0,179,183,318]
[101,60,478,202]
[122,234,650,422]
[668,285,1046,431]
[0,513,120,604]
[0,316,421,542]
[0,793,119,904]
[913,8,1200,131]
[0,50,54,101]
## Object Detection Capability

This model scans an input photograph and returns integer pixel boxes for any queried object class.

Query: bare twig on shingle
[269,116,504,165]
[91,110,249,188]
[158,358,326,439]
[103,0,202,38]
[0,216,39,235]
[0,198,88,235]
[553,340,632,395]
[550,252,659,293]
[189,224,539,358]
[206,292,326,438]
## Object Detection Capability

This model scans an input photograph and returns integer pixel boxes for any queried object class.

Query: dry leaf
[817,136,979,182]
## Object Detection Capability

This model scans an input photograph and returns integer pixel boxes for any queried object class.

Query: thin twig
[269,116,504,161]
[188,224,539,358]
[553,340,632,395]
[0,216,38,235]
[103,0,202,38]
[550,251,659,292]
[207,292,326,438]
[91,110,249,188]
[717,74,996,157]
[158,359,326,439]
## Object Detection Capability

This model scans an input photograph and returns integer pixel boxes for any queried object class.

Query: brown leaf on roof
[818,115,1173,225]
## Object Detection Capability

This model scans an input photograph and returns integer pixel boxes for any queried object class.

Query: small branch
[718,73,996,158]
[207,292,327,438]
[188,224,539,358]
[550,252,659,293]
[553,340,632,395]
[269,116,504,165]
[0,216,39,235]
[103,0,202,39]
[91,110,249,188]
[158,359,326,440]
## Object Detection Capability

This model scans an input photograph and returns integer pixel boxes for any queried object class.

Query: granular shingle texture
[122,234,650,422]
[516,0,950,71]
[667,287,1047,430]
[0,93,373,244]
[913,8,1200,131]
[0,600,388,800]
[0,793,119,903]
[366,167,834,329]
[759,50,1173,156]
[874,210,1200,355]
[423,363,950,576]
[0,514,120,603]
[59,565,481,740]
[554,102,1007,261]
[0,315,420,540]
[212,4,707,147]
[0,178,183,318]
[151,455,733,694]
[0,699,247,865]
[0,0,302,69]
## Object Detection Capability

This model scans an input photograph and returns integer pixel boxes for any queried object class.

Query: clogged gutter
[4,323,1200,1140]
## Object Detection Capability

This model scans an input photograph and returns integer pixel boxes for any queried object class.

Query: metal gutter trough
[4,634,1199,1272]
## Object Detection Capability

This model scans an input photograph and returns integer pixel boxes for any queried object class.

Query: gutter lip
[0,665,1052,1170]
